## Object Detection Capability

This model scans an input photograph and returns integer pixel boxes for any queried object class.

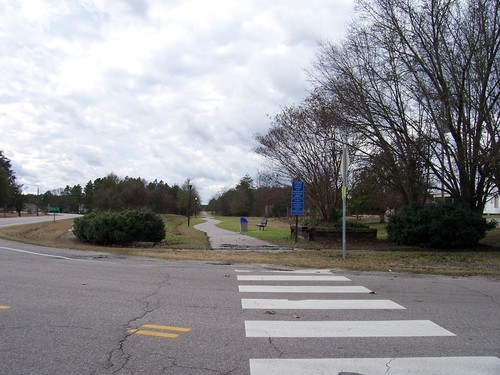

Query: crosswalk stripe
[245,320,455,337]
[241,298,405,310]
[267,269,335,274]
[239,285,372,293]
[237,275,350,281]
[249,356,500,375]
[238,269,486,375]
[236,269,336,274]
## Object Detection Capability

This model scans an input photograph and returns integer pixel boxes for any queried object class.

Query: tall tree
[178,179,200,216]
[253,185,290,217]
[0,151,22,213]
[230,175,255,216]
[93,174,121,211]
[120,177,147,209]
[255,91,357,221]
[83,181,94,212]
[70,185,83,213]
[349,156,404,222]
[314,0,500,212]
[147,180,178,213]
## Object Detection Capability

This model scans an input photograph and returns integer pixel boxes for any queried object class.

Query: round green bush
[387,202,493,249]
[73,209,166,245]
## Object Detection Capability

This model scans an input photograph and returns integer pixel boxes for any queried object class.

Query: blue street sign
[291,181,305,215]
[292,181,304,192]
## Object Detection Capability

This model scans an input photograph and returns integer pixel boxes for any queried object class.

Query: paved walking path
[194,215,291,251]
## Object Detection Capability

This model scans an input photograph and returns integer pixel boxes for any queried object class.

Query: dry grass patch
[0,219,75,247]
[0,215,499,277]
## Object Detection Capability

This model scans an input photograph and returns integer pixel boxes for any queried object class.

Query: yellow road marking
[0,306,11,310]
[127,324,191,339]
[141,324,191,333]
[128,329,178,339]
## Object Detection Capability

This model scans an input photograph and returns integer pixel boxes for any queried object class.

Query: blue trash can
[240,217,248,232]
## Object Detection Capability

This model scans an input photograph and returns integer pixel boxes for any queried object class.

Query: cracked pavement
[1,237,499,374]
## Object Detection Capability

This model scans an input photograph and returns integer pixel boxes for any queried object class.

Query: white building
[484,191,500,215]
[431,191,500,215]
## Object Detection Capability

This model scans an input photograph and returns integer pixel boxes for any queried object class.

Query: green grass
[214,215,499,248]
[0,214,499,277]
[214,215,392,248]
[348,217,389,240]
[163,214,209,249]
[215,216,290,240]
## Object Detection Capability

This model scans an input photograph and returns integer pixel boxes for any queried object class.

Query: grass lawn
[0,213,499,277]
[216,215,389,244]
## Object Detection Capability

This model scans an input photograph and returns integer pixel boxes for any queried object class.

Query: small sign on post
[291,181,305,242]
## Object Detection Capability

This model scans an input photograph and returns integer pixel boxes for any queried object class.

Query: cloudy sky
[1,0,354,203]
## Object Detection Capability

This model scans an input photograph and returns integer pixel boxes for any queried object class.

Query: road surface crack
[385,357,396,373]
[103,270,171,373]
[162,360,238,374]
[267,336,284,357]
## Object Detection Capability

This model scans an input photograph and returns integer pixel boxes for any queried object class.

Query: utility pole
[187,184,192,227]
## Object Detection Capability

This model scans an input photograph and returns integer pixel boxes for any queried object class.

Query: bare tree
[254,91,355,221]
[314,0,500,212]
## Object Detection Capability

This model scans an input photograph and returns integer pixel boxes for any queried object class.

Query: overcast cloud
[0,0,354,203]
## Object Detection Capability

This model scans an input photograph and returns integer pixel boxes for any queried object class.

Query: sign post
[291,181,305,243]
[341,147,349,260]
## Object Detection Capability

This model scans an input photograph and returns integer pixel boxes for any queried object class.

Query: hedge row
[387,202,495,249]
[73,209,166,245]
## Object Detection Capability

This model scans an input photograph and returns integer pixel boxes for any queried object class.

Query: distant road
[0,213,81,228]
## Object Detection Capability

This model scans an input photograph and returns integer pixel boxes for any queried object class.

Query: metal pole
[342,189,346,260]
[187,184,192,227]
[341,147,349,261]
[441,143,445,204]
[294,215,299,243]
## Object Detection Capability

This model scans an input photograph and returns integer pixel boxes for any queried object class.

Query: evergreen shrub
[387,202,494,249]
[73,209,165,245]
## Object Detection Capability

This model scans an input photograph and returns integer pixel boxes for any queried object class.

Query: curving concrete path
[194,215,291,251]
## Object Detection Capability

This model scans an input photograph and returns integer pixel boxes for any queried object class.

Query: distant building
[23,203,37,214]
[484,191,500,215]
[431,190,500,215]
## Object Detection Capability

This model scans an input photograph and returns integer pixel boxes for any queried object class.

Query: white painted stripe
[239,285,372,293]
[236,269,335,274]
[264,269,335,274]
[241,298,405,310]
[0,246,115,263]
[249,357,500,375]
[0,246,74,260]
[245,320,455,337]
[237,275,350,281]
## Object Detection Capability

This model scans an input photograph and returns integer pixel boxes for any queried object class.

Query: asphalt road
[1,232,499,373]
[0,213,81,228]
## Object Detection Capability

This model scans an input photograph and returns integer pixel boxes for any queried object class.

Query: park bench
[256,218,268,230]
